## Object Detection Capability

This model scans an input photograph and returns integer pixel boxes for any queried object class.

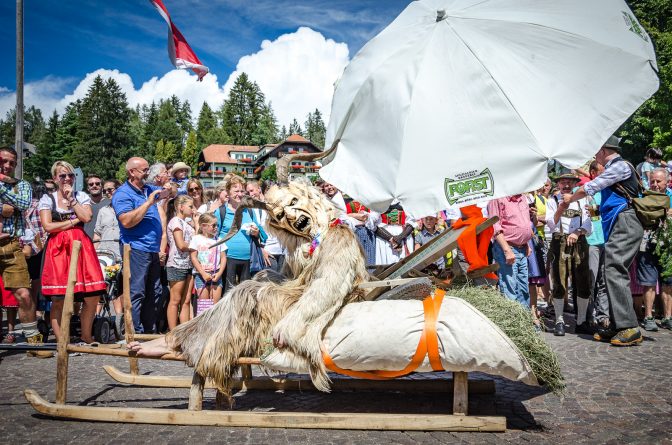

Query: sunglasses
[188,187,202,192]
[88,181,101,187]
[103,188,116,193]
[58,173,76,180]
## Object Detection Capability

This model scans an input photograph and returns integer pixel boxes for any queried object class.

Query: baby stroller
[95,249,124,343]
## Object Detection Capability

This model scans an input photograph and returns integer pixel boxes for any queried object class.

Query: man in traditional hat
[545,173,592,336]
[562,136,644,345]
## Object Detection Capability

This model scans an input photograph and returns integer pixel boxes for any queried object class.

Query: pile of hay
[449,285,565,395]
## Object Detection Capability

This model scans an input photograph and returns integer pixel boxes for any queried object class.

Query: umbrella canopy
[320,0,659,218]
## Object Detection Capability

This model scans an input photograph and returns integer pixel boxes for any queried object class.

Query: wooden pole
[55,240,81,405]
[121,244,139,375]
[14,0,24,179]
[453,372,468,415]
[240,364,253,380]
[188,372,205,411]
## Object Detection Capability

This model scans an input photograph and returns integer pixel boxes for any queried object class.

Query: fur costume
[167,180,370,397]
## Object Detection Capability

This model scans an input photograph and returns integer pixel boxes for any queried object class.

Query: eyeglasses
[88,181,101,187]
[45,187,56,193]
[103,188,116,193]
[188,187,201,192]
[58,173,76,180]
[132,167,150,174]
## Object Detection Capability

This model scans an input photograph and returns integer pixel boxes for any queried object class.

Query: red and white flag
[149,0,209,81]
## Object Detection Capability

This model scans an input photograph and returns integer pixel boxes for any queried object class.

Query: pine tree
[24,110,60,180]
[56,100,81,164]
[153,98,184,156]
[288,118,303,136]
[252,102,279,145]
[219,72,271,145]
[279,125,288,141]
[304,109,326,148]
[196,102,218,148]
[182,131,199,172]
[71,76,132,178]
[141,102,160,160]
[154,139,178,164]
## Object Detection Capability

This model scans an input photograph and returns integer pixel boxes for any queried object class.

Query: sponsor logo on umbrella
[444,169,494,206]
[622,11,649,42]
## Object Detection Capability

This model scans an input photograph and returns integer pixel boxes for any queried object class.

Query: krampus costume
[165,145,564,400]
[168,145,370,396]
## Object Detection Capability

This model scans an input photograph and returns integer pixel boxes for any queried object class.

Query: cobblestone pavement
[1,320,671,444]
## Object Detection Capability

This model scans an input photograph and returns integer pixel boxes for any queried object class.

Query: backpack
[615,162,670,229]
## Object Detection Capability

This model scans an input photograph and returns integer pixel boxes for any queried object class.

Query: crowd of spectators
[0,139,670,348]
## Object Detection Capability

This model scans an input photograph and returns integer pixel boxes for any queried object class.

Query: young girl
[189,213,227,305]
[166,195,196,331]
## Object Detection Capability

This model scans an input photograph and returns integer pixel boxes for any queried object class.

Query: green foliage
[279,125,288,141]
[196,102,219,148]
[620,0,672,161]
[71,76,132,179]
[288,118,303,136]
[116,161,127,183]
[654,217,672,278]
[24,110,60,180]
[260,163,277,181]
[153,97,184,157]
[304,108,326,148]
[219,73,278,145]
[154,139,178,164]
[182,131,199,172]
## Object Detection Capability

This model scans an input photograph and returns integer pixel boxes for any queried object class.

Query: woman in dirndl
[39,161,106,344]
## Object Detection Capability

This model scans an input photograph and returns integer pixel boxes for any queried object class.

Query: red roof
[285,134,310,143]
[201,144,263,163]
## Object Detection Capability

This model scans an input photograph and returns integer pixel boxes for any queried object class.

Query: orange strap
[321,290,445,380]
[451,205,497,280]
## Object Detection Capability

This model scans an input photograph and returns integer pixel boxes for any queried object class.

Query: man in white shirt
[545,173,592,336]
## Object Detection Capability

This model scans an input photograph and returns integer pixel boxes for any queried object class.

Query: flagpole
[15,0,24,179]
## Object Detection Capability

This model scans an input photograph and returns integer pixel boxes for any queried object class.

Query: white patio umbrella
[319,0,659,218]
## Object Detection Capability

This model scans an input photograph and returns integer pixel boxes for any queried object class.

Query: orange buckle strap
[321,290,445,379]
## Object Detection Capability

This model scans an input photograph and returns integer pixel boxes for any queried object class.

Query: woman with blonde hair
[39,161,106,343]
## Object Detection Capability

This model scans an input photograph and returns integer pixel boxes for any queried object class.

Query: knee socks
[554,298,565,324]
[576,297,589,325]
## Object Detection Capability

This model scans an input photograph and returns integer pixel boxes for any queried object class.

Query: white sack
[263,297,538,386]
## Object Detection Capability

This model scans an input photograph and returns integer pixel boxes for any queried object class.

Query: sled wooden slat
[121,245,139,375]
[24,389,505,431]
[453,372,469,415]
[55,241,81,405]
[102,365,496,394]
[64,346,261,365]
[133,334,163,341]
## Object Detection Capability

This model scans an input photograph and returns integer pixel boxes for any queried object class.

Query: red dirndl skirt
[41,226,106,298]
[0,275,18,308]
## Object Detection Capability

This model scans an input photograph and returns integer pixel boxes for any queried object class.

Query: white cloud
[0,27,349,131]
[223,27,350,128]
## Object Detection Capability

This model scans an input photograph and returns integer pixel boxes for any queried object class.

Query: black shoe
[575,322,594,335]
[554,322,565,336]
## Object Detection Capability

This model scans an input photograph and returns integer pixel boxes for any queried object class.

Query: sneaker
[641,316,659,332]
[575,322,594,335]
[610,328,643,346]
[593,331,612,342]
[661,317,672,330]
[554,321,565,336]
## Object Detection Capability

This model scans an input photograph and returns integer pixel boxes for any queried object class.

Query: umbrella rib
[442,20,546,160]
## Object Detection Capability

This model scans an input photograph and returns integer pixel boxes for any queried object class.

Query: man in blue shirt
[112,157,174,333]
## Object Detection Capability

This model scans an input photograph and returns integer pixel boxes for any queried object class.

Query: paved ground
[1,318,671,444]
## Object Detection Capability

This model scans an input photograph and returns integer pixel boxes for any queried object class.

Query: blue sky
[0,0,410,124]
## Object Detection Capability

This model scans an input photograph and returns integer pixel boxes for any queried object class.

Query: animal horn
[275,138,340,185]
[209,197,269,249]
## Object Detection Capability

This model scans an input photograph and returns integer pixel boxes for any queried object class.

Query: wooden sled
[25,239,507,432]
